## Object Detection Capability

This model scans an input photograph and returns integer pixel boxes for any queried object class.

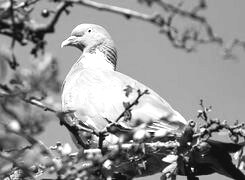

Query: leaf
[123,110,132,121]
[234,151,240,160]
[238,155,245,171]
[162,155,178,163]
[60,143,72,155]
[161,162,177,179]
[123,102,130,109]
[239,161,245,171]
[123,85,133,97]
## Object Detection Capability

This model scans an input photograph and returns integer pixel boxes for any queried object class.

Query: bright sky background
[1,0,245,180]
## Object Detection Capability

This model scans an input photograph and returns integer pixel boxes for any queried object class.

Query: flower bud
[61,143,72,155]
[41,9,50,18]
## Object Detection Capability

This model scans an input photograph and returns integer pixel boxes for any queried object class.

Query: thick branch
[62,0,244,55]
[61,0,165,26]
[68,141,178,157]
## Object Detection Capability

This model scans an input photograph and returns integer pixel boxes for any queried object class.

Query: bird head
[61,24,117,67]
[61,24,113,51]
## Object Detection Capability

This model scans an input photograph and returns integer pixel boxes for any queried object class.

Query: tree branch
[115,89,149,123]
[61,0,166,26]
[60,0,244,55]
[31,2,71,33]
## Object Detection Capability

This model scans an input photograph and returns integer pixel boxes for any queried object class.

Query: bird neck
[83,39,117,70]
[73,49,116,71]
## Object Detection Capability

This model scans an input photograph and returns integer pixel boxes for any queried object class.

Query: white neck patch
[75,49,115,71]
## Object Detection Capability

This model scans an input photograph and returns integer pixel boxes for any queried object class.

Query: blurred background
[1,0,245,179]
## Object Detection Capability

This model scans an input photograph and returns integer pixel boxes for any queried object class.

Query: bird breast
[62,67,187,132]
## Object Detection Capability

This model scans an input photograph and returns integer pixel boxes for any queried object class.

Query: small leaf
[123,102,130,109]
[234,151,240,160]
[239,161,245,171]
[61,143,72,155]
[123,110,132,121]
[162,162,177,176]
[162,155,178,163]
[123,85,133,97]
[103,159,112,170]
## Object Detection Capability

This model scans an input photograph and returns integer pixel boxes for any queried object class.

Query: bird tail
[207,139,244,153]
[189,139,245,180]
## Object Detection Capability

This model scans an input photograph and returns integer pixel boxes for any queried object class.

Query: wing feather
[62,69,187,132]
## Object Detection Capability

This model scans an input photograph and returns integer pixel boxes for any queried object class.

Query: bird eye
[88,29,92,33]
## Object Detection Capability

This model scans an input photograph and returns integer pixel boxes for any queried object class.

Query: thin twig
[115,89,149,123]
[23,97,57,113]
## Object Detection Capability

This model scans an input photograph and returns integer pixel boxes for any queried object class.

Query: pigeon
[61,24,187,139]
[61,24,245,179]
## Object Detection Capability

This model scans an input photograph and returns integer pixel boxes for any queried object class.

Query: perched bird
[61,24,187,139]
[61,24,245,179]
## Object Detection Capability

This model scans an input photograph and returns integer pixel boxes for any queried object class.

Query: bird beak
[61,36,77,48]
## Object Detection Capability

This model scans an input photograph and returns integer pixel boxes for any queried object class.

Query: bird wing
[62,68,187,133]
